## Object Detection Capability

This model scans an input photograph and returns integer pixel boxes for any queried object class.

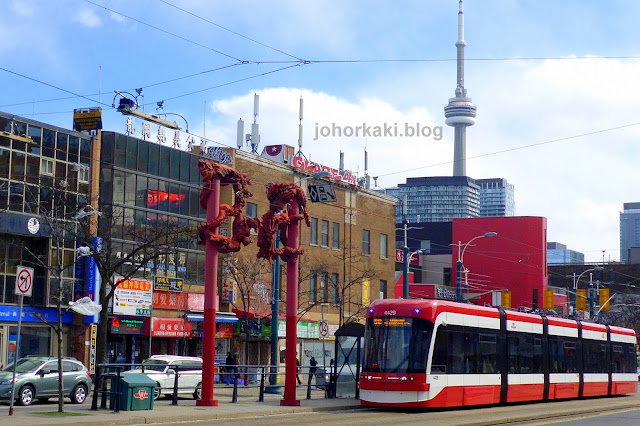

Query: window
[309,273,317,303]
[321,220,329,246]
[507,332,543,374]
[78,166,89,183]
[331,273,339,305]
[380,234,388,259]
[380,280,387,300]
[362,229,370,254]
[246,202,258,218]
[431,325,497,374]
[332,223,340,249]
[41,158,54,175]
[310,218,318,245]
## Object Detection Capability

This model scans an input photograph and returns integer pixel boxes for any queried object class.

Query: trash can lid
[120,373,158,387]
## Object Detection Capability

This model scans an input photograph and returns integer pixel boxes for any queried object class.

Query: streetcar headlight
[369,308,374,314]
[414,308,420,314]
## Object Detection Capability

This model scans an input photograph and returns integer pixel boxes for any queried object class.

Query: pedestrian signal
[599,288,610,312]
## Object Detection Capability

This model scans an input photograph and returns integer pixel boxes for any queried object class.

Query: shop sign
[204,146,233,165]
[221,278,237,304]
[152,318,192,338]
[435,285,456,300]
[152,290,188,310]
[73,107,103,132]
[111,317,145,334]
[292,155,357,186]
[217,323,234,339]
[187,293,204,312]
[0,305,73,323]
[328,324,339,338]
[154,277,183,292]
[277,321,319,339]
[85,237,102,323]
[89,324,97,374]
[113,277,153,317]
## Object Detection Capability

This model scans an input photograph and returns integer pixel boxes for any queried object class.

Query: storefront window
[8,326,51,364]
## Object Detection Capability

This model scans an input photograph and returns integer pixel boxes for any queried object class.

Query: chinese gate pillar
[280,198,301,406]
[196,178,220,407]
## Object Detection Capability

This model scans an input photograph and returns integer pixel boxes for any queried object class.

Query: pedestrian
[226,351,237,382]
[296,358,302,385]
[309,356,318,384]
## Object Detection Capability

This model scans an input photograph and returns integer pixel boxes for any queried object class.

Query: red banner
[152,290,188,310]
[395,249,420,266]
[218,323,234,338]
[152,318,192,338]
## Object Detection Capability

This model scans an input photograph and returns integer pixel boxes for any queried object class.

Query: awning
[185,313,238,323]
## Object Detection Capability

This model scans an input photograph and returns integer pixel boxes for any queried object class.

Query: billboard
[112,277,153,316]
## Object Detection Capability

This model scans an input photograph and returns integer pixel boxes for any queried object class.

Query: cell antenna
[237,118,244,149]
[251,93,260,154]
[298,97,304,152]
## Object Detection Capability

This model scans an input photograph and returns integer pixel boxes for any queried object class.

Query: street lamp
[570,266,604,318]
[455,232,497,303]
[401,248,427,299]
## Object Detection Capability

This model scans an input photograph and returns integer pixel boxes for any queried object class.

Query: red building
[452,216,548,310]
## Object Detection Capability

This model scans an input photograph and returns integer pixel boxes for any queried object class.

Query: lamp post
[455,232,497,303]
[571,266,603,317]
[401,249,427,299]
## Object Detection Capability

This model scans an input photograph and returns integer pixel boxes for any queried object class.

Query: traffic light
[501,291,511,308]
[599,288,610,312]
[576,289,587,311]
[544,289,555,310]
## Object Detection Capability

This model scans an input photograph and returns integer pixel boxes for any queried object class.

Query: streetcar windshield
[364,317,433,374]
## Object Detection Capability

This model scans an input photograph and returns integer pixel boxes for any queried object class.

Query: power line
[82,0,245,63]
[378,122,640,177]
[156,0,303,62]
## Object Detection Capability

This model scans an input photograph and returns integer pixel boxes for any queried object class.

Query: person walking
[226,351,237,383]
[296,358,302,385]
[309,356,318,385]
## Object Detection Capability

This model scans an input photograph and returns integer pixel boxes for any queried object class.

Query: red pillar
[196,179,220,407]
[280,198,301,406]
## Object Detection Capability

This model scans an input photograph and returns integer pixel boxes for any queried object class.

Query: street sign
[319,320,329,338]
[15,266,34,297]
[308,184,337,203]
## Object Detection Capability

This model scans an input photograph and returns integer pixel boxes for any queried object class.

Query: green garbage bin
[110,374,156,411]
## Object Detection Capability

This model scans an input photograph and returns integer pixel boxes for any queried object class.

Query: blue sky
[2,0,640,262]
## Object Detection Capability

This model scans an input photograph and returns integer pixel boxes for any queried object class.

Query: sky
[2,0,640,262]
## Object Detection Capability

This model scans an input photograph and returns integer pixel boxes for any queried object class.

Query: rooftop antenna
[250,93,260,154]
[364,148,370,190]
[297,96,304,155]
[339,151,344,174]
[236,118,244,149]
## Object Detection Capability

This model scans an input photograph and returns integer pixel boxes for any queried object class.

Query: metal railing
[90,362,336,412]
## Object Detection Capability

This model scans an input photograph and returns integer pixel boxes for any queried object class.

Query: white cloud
[73,8,102,28]
[11,0,35,17]
[109,11,125,24]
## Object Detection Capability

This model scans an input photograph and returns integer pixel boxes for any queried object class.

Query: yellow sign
[599,288,610,312]
[73,107,103,132]
[89,323,97,374]
[362,279,370,306]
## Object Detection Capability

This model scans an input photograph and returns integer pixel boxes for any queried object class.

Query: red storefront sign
[152,318,193,338]
[152,290,188,310]
[218,323,234,338]
[187,293,204,312]
[291,155,357,186]
[395,249,420,266]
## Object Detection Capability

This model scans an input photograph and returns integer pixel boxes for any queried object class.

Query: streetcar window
[431,325,497,374]
[507,332,543,374]
[364,317,433,374]
[583,339,608,374]
[611,342,636,373]
[548,336,578,373]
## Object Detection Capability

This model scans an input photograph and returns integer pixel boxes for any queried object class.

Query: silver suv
[0,357,92,406]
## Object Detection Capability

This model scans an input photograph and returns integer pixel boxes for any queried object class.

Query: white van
[127,355,203,400]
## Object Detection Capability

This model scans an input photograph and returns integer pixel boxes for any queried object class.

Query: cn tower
[444,0,477,177]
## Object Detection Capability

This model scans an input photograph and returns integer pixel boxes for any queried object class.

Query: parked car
[0,356,92,406]
[125,355,203,400]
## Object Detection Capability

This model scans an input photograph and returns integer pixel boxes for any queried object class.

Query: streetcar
[360,299,637,407]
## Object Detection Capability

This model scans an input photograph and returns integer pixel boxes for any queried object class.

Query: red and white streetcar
[360,299,637,408]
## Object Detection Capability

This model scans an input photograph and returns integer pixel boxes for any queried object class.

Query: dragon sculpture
[197,159,259,253]
[256,182,311,262]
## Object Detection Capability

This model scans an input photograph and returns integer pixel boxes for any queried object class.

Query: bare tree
[225,255,271,371]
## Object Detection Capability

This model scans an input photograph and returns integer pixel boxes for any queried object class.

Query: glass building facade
[0,111,92,363]
[476,178,515,217]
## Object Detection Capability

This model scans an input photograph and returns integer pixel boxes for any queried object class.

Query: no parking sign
[15,266,34,297]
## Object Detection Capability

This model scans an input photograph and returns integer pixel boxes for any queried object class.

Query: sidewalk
[0,386,363,426]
